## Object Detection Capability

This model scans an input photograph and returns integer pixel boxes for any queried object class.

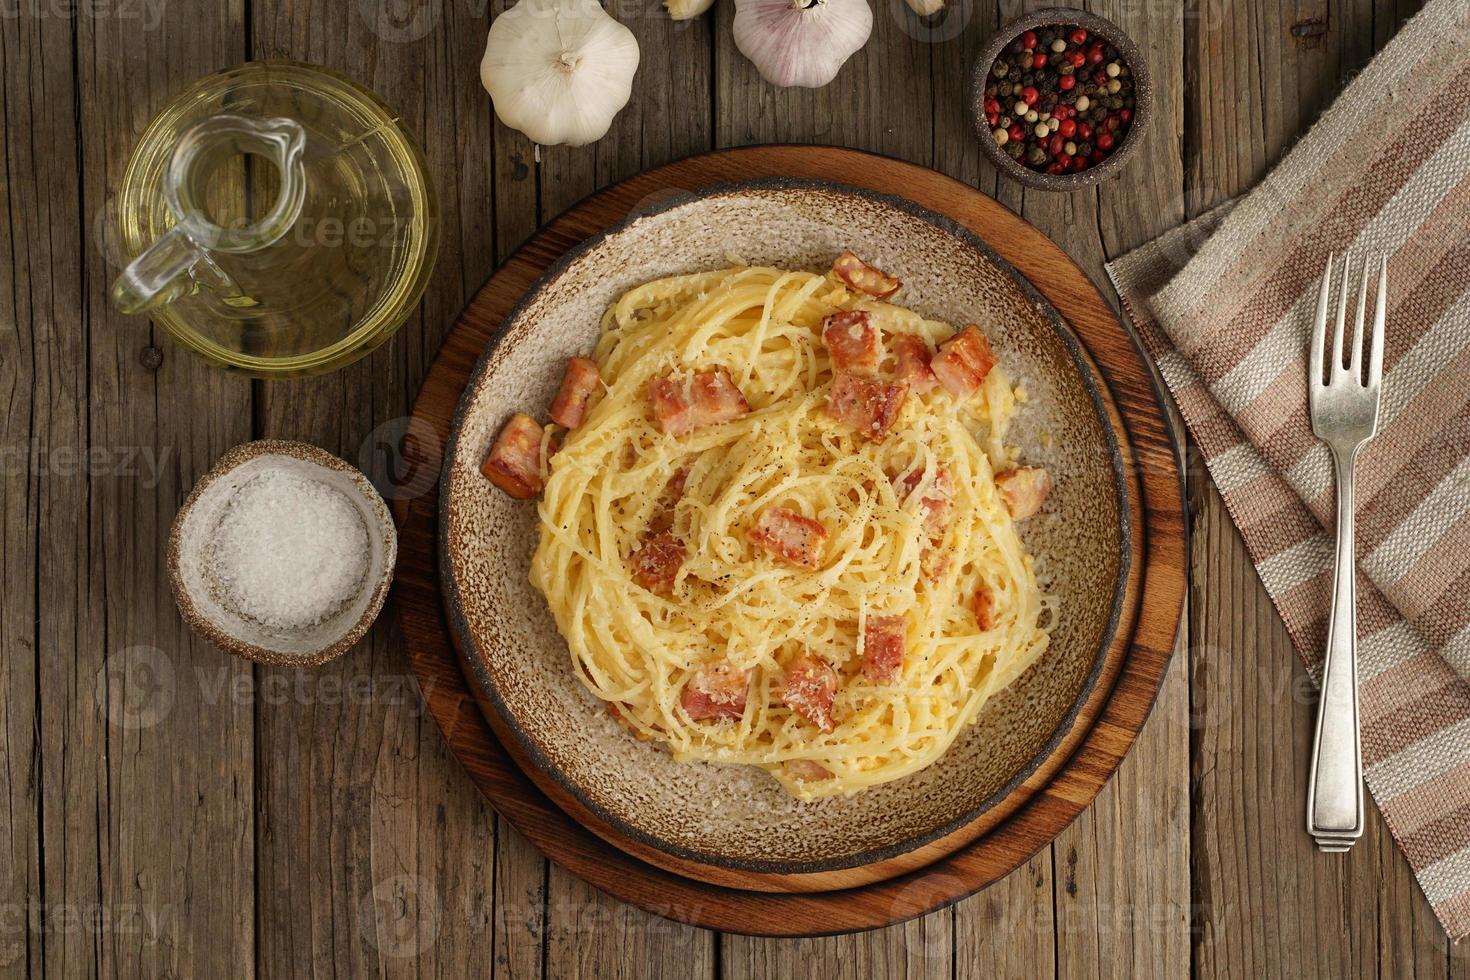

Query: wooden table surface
[3,0,1464,976]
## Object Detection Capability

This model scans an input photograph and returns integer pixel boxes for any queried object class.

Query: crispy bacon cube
[781,654,838,732]
[648,367,751,437]
[480,413,547,499]
[783,759,835,782]
[973,586,995,630]
[890,333,939,395]
[995,466,1053,520]
[631,530,686,596]
[826,373,908,441]
[749,507,828,569]
[681,661,749,723]
[648,466,690,534]
[548,356,601,429]
[893,465,955,534]
[822,310,881,376]
[832,251,902,299]
[931,325,997,399]
[862,615,907,683]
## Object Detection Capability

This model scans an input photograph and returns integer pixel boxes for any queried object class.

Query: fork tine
[1351,253,1371,380]
[1332,252,1350,374]
[1368,255,1387,389]
[1310,252,1332,388]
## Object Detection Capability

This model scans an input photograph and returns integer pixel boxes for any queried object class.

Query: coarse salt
[209,467,371,631]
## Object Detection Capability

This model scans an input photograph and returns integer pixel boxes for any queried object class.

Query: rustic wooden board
[391,145,1187,934]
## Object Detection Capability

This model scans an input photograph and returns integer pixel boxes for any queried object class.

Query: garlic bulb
[732,0,872,88]
[480,0,641,147]
[905,0,942,14]
[664,0,715,19]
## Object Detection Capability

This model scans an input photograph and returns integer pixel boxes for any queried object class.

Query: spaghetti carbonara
[493,254,1055,799]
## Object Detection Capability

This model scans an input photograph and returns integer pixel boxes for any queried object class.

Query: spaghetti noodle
[526,263,1055,799]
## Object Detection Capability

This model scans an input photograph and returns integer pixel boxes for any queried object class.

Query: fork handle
[1306,448,1365,846]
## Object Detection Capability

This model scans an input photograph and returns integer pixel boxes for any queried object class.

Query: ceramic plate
[440,179,1130,885]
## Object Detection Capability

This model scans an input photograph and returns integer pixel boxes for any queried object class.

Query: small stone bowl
[970,8,1152,192]
[167,440,398,667]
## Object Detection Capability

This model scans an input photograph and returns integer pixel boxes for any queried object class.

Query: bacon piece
[781,654,838,732]
[862,615,907,683]
[681,662,750,722]
[631,530,686,596]
[648,368,751,437]
[783,759,835,782]
[930,325,997,399]
[832,251,902,299]
[995,466,1053,520]
[749,507,828,569]
[893,465,955,534]
[890,333,939,395]
[548,356,601,429]
[480,413,547,499]
[826,373,908,441]
[973,586,995,630]
[822,311,881,376]
[648,466,690,534]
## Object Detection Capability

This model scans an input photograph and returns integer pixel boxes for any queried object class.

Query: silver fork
[1305,252,1387,853]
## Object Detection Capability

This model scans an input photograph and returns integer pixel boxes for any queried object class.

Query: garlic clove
[904,0,943,14]
[664,0,715,19]
[732,0,873,89]
[480,0,641,148]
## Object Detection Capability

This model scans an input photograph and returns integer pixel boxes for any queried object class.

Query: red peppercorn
[1059,74,1076,91]
[1045,162,1065,175]
[1096,131,1115,151]
[1047,133,1064,155]
[1020,86,1039,106]
[1078,122,1093,140]
[1059,118,1076,137]
[1093,69,1108,85]
[1119,108,1133,123]
[1088,44,1105,65]
[1090,150,1105,165]
[1069,28,1088,44]
[1071,156,1087,172]
[1008,124,1026,143]
[1067,50,1086,68]
[1021,30,1037,49]
[1032,52,1048,69]
[1055,153,1072,169]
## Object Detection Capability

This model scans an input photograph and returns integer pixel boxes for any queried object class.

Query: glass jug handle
[110,114,307,316]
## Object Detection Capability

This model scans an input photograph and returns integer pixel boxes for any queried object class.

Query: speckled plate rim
[439,176,1133,880]
[167,439,398,668]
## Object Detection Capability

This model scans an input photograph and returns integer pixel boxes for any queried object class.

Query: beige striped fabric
[1106,0,1470,942]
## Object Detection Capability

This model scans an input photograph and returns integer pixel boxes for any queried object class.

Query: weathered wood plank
[724,917,953,980]
[0,6,64,977]
[247,2,499,976]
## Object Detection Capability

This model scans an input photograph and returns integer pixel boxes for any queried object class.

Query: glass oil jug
[111,62,439,376]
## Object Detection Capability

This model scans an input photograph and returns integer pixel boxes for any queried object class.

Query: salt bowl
[168,440,397,666]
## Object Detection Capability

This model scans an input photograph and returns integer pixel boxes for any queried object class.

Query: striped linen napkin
[1106,0,1470,941]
